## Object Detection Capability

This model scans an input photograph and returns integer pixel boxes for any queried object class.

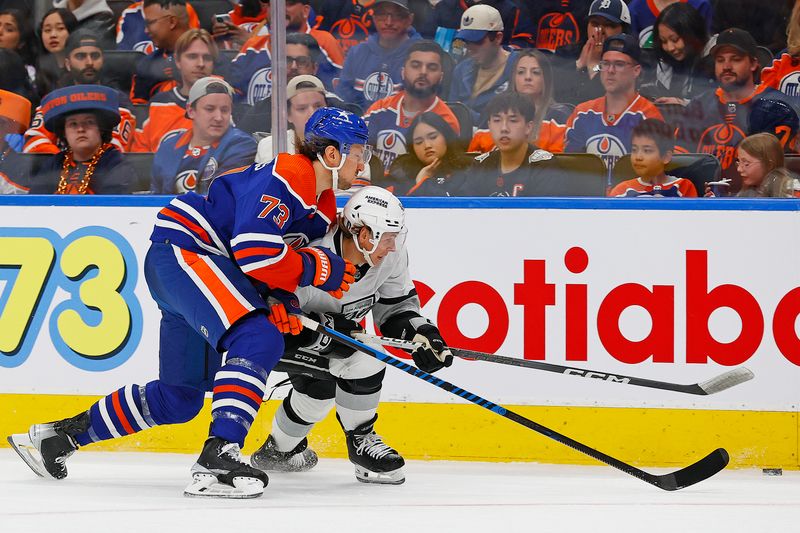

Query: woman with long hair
[35,8,79,97]
[468,49,572,153]
[643,2,714,105]
[0,9,38,86]
[384,111,472,196]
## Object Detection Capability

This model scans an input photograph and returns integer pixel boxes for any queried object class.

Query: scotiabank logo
[411,247,800,367]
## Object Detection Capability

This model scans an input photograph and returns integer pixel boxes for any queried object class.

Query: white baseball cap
[455,4,504,42]
[287,75,326,101]
[186,76,235,108]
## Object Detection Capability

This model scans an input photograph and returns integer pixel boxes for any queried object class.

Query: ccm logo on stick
[563,369,631,383]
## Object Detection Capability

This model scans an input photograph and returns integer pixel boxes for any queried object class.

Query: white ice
[1,449,797,533]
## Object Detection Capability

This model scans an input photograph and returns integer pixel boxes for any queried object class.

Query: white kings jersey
[295,228,419,326]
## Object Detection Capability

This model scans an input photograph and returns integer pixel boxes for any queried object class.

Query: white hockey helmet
[340,186,406,266]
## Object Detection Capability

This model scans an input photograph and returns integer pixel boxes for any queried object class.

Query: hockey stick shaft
[353,333,753,396]
[302,316,728,491]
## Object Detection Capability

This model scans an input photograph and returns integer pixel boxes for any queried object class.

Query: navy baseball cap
[603,33,641,63]
[589,0,631,25]
[455,4,504,42]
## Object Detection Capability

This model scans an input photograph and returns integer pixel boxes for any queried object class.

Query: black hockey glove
[411,324,453,374]
[289,313,364,359]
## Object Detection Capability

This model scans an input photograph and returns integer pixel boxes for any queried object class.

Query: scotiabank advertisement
[1,199,799,412]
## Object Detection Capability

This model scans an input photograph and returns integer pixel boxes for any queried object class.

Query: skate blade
[354,465,405,485]
[184,472,264,499]
[7,433,52,479]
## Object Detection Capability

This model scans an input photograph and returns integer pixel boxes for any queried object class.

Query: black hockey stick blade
[307,317,729,491]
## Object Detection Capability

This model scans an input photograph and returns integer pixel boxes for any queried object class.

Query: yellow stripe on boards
[0,394,795,469]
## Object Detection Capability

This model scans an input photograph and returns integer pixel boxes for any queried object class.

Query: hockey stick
[301,316,729,491]
[353,333,754,396]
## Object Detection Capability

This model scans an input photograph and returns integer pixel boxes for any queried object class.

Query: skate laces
[218,442,246,465]
[355,432,394,459]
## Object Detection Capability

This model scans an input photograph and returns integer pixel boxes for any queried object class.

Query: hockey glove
[267,289,303,335]
[298,246,356,299]
[411,324,453,374]
[299,313,365,359]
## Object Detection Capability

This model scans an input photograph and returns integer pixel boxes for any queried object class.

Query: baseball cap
[0,89,32,134]
[187,77,235,108]
[373,0,410,11]
[603,33,641,63]
[588,0,631,25]
[709,28,758,58]
[455,4,503,43]
[287,75,326,100]
[64,30,102,55]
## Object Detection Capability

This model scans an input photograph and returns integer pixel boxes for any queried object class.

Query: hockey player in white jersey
[253,186,453,484]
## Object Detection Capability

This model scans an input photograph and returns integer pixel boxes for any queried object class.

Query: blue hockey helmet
[304,107,369,152]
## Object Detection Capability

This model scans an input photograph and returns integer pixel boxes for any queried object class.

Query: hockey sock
[272,391,334,452]
[210,357,268,447]
[73,381,204,446]
[335,370,384,431]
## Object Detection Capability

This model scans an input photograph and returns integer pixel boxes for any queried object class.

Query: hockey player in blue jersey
[7,108,371,499]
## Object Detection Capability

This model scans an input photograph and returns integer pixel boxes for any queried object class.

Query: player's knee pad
[144,380,204,425]
[282,389,335,425]
[328,350,385,381]
[337,368,385,396]
[221,311,284,371]
[289,374,336,400]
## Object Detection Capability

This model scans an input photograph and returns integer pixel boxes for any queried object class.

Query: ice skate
[185,437,269,499]
[251,434,318,472]
[343,415,405,485]
[7,411,89,480]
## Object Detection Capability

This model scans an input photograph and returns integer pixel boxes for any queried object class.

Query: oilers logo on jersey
[132,41,155,54]
[362,72,395,103]
[696,123,746,171]
[536,13,580,51]
[586,134,627,169]
[778,72,800,99]
[176,169,198,192]
[374,129,407,171]
[247,68,273,105]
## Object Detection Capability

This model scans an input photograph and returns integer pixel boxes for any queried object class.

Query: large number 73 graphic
[0,227,142,370]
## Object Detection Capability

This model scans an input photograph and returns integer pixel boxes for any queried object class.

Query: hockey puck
[762,468,783,476]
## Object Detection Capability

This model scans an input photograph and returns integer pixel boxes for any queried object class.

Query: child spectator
[718,133,796,197]
[0,9,37,86]
[0,89,32,194]
[35,8,79,98]
[609,118,698,197]
[29,85,136,194]
[151,77,256,194]
[383,111,472,196]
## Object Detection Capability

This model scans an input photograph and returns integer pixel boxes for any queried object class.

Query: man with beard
[23,32,137,154]
[676,28,799,189]
[363,40,460,172]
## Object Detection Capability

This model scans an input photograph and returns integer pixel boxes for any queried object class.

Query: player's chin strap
[317,149,348,191]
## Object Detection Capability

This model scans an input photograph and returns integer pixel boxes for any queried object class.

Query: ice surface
[1,449,798,533]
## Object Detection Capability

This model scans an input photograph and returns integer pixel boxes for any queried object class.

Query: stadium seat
[612,153,722,195]
[784,155,800,176]
[19,153,51,181]
[126,152,156,193]
[445,101,474,147]
[107,0,132,20]
[103,50,146,96]
[191,0,233,31]
[552,153,608,196]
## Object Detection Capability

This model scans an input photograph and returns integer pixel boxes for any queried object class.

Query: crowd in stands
[1,0,800,198]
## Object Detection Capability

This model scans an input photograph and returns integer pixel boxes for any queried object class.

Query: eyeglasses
[735,158,760,169]
[144,14,172,28]
[597,60,636,71]
[286,55,313,68]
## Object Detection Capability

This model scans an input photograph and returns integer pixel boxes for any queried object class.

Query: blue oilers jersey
[150,153,337,292]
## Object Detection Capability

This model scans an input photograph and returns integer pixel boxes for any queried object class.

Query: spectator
[469,49,573,153]
[609,118,698,197]
[432,0,536,47]
[29,85,136,194]
[448,4,515,125]
[521,0,592,53]
[0,49,36,105]
[627,0,712,49]
[210,0,265,50]
[151,77,256,194]
[552,0,630,105]
[0,89,32,194]
[52,0,116,48]
[383,111,472,196]
[116,1,200,53]
[130,28,217,152]
[337,0,421,109]
[231,3,344,103]
[36,8,79,99]
[451,92,579,196]
[316,0,375,56]
[364,40,460,172]
[560,34,663,170]
[130,0,191,104]
[639,3,714,105]
[726,133,795,197]
[761,1,800,100]
[0,9,37,86]
[24,32,137,154]
[676,28,797,187]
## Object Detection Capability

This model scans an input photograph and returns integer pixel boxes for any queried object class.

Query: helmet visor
[343,143,373,165]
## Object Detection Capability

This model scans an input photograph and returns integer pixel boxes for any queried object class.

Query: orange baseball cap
[0,89,32,134]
